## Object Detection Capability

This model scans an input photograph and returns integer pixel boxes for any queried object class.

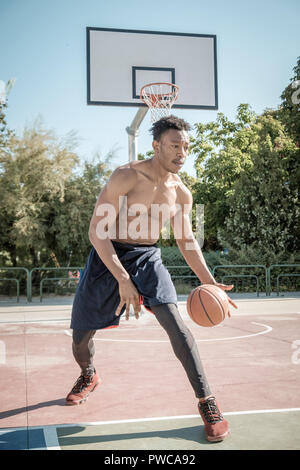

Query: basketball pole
[126,107,148,161]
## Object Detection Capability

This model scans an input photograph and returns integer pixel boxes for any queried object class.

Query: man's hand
[213,283,238,315]
[115,278,141,320]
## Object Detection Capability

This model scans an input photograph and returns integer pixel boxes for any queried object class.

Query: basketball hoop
[140,82,179,123]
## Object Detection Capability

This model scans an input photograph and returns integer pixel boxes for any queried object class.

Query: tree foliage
[49,156,112,265]
[218,111,299,257]
[278,56,300,144]
[190,57,300,257]
[0,115,112,267]
[190,104,256,248]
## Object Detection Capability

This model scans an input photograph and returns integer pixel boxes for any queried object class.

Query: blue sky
[1,0,299,177]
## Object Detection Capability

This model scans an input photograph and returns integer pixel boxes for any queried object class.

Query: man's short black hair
[150,115,191,141]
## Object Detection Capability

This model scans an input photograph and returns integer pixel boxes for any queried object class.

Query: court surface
[1,294,300,451]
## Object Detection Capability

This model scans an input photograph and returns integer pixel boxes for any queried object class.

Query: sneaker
[198,396,229,442]
[65,371,100,405]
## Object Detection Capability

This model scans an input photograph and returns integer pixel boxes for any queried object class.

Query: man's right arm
[88,167,141,319]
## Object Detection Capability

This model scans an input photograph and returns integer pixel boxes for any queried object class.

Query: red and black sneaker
[65,371,100,405]
[198,396,230,442]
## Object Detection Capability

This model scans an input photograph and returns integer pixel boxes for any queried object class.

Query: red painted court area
[0,295,300,450]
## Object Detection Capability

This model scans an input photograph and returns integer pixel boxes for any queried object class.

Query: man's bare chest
[125,178,178,211]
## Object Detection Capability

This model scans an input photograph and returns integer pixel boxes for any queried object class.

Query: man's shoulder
[109,163,139,183]
[113,160,147,177]
[111,159,153,184]
[175,176,193,204]
[104,163,139,196]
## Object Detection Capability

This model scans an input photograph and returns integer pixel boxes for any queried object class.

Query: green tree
[49,155,112,266]
[0,102,14,150]
[190,104,256,248]
[0,116,115,268]
[0,102,15,264]
[219,111,300,257]
[276,56,300,219]
[0,119,79,266]
[278,56,300,144]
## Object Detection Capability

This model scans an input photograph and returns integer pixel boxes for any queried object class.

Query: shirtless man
[66,115,237,442]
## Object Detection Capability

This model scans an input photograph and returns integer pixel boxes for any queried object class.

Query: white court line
[42,426,61,450]
[64,322,272,343]
[8,407,300,432]
[0,319,71,325]
[2,407,300,450]
[43,407,300,429]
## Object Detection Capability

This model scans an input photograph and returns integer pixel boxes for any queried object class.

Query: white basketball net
[140,82,179,123]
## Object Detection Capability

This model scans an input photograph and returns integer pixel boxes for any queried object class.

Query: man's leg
[66,329,100,405]
[150,303,211,399]
[72,329,97,376]
[151,303,229,442]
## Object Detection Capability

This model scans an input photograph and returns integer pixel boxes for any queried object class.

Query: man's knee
[72,329,96,346]
[152,303,192,340]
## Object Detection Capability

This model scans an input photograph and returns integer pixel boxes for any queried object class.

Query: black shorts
[70,241,177,330]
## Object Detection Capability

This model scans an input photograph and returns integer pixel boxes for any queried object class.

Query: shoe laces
[199,397,223,424]
[72,374,93,393]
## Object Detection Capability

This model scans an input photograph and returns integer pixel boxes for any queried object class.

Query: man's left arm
[171,184,238,310]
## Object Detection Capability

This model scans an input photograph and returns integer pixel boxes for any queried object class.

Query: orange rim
[140,82,179,107]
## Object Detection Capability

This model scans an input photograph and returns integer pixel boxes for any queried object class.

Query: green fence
[166,266,198,295]
[28,267,83,302]
[39,277,81,302]
[267,264,300,296]
[0,264,299,302]
[0,267,29,303]
[212,265,268,296]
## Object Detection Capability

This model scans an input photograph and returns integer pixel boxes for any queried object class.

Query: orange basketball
[187,284,229,327]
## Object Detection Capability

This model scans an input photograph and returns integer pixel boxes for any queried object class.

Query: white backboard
[87,27,218,109]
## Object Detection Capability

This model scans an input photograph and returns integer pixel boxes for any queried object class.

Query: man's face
[152,129,190,174]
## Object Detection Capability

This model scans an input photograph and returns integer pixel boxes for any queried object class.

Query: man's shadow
[0,398,66,420]
[57,424,213,448]
[0,399,65,450]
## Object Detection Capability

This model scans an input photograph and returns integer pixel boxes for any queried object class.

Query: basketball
[187,284,230,327]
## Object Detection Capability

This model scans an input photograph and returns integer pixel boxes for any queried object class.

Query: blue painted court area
[0,427,47,450]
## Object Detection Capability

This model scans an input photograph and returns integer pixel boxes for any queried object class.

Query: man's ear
[152,139,159,153]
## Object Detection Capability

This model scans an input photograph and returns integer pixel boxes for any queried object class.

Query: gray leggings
[72,303,211,399]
